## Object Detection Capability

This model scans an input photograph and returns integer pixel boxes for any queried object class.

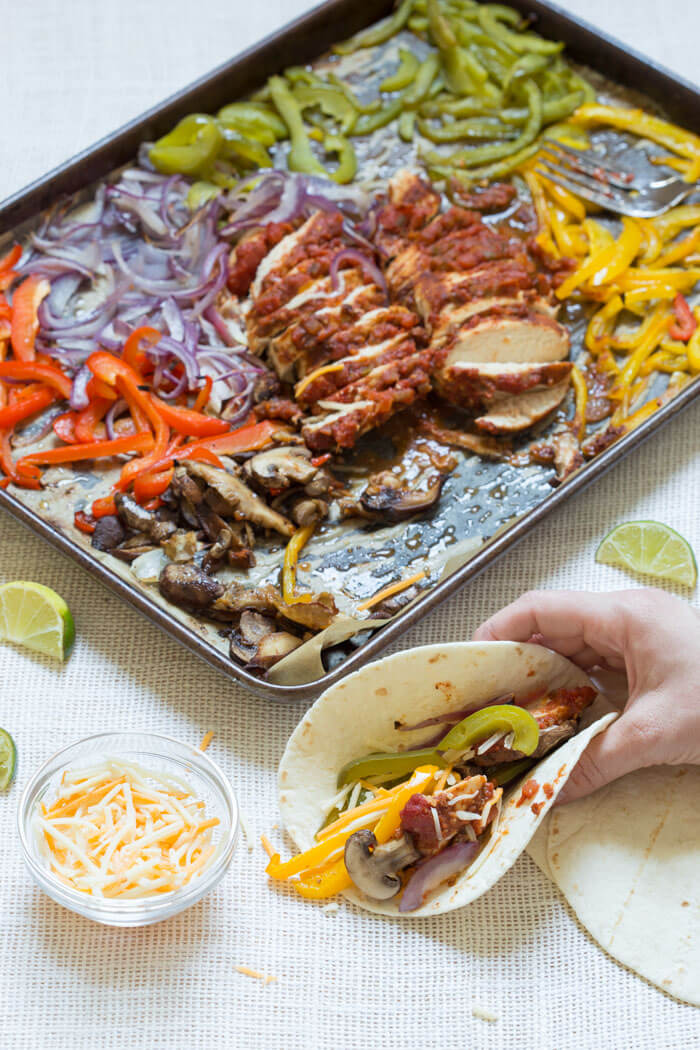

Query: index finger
[472,590,628,671]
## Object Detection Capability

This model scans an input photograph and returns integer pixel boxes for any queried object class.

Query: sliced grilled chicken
[251,211,344,298]
[295,335,417,407]
[435,360,573,410]
[439,313,570,369]
[413,262,545,327]
[474,378,571,435]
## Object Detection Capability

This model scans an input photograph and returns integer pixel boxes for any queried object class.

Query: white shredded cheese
[321,902,340,914]
[472,1004,499,1023]
[430,806,443,842]
[476,732,505,756]
[503,731,515,750]
[454,810,482,821]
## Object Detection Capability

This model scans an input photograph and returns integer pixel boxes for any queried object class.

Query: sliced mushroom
[248,631,303,669]
[360,471,446,522]
[211,582,337,631]
[230,610,279,664]
[158,563,224,611]
[344,830,420,900]
[161,530,199,564]
[290,497,328,528]
[181,459,294,537]
[243,446,317,492]
[114,492,177,543]
[91,515,125,551]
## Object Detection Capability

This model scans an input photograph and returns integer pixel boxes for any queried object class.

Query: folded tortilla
[278,640,616,916]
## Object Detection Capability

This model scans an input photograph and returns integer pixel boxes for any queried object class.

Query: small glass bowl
[17,731,239,927]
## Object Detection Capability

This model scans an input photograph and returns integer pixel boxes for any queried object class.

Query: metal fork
[536,140,692,217]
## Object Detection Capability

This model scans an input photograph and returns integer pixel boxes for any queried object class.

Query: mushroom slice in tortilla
[180,459,294,537]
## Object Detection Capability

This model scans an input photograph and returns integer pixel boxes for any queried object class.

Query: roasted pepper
[477,5,563,56]
[217,102,288,145]
[380,49,421,92]
[334,0,415,55]
[10,276,50,362]
[571,104,700,165]
[268,76,326,177]
[0,359,72,399]
[336,747,447,787]
[219,127,272,170]
[669,293,697,342]
[292,84,358,135]
[438,704,540,756]
[149,114,223,177]
[0,386,57,429]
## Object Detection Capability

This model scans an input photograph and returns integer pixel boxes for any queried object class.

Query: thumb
[555,714,646,804]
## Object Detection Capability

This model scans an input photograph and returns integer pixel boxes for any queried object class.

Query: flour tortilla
[278,641,616,916]
[546,765,700,1005]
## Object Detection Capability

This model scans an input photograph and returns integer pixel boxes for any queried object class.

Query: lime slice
[0,728,16,790]
[596,521,697,588]
[0,581,75,661]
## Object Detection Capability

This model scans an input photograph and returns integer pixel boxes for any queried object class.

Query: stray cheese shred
[33,760,220,898]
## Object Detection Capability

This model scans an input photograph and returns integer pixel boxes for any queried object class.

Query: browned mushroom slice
[439,313,570,368]
[230,610,280,664]
[159,563,224,611]
[114,492,177,543]
[434,360,573,410]
[180,459,294,537]
[243,446,317,492]
[212,583,337,631]
[359,471,447,522]
[474,378,571,435]
[247,632,303,670]
[91,515,125,551]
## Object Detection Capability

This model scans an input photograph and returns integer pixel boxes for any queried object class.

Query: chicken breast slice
[435,360,573,410]
[474,378,571,435]
[441,314,570,367]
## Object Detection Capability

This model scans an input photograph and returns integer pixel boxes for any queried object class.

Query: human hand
[473,588,700,802]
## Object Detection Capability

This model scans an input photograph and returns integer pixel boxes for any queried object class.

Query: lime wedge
[596,521,697,588]
[0,728,16,790]
[0,581,75,661]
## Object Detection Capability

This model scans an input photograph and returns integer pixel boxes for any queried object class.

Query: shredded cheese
[199,731,214,752]
[260,834,275,859]
[356,570,426,612]
[472,1004,499,1023]
[294,361,344,398]
[34,760,220,898]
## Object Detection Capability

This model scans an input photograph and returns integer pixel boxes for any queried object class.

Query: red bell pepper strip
[86,376,119,402]
[122,326,162,375]
[86,352,169,488]
[0,245,21,274]
[133,467,174,503]
[0,386,57,429]
[144,419,281,475]
[74,397,112,443]
[15,432,154,478]
[53,412,79,444]
[669,293,697,342]
[193,375,213,413]
[9,276,50,361]
[149,393,229,437]
[0,360,72,399]
[91,496,118,518]
[73,510,97,535]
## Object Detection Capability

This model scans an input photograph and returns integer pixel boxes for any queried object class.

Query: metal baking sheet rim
[1,0,699,702]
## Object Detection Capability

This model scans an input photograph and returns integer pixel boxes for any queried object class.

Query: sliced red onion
[69,365,92,410]
[330,248,387,295]
[399,841,480,913]
[104,399,127,440]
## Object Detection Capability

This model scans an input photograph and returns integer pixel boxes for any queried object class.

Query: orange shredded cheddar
[356,570,426,612]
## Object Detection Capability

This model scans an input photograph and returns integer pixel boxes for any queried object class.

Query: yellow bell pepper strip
[570,104,700,166]
[278,767,438,900]
[316,793,397,842]
[585,294,623,354]
[438,704,540,756]
[554,238,619,300]
[336,747,447,788]
[654,228,700,269]
[617,306,671,388]
[570,365,588,440]
[640,350,688,376]
[380,49,421,92]
[588,218,643,288]
[334,0,415,55]
[521,170,557,257]
[650,205,700,244]
[149,115,223,177]
[10,275,50,362]
[282,524,315,604]
[536,170,586,222]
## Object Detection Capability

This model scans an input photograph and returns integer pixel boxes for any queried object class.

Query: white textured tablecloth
[1,3,699,1047]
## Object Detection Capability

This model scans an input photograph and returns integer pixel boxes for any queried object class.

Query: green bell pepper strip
[407,13,428,33]
[489,757,536,787]
[268,76,326,176]
[219,126,272,169]
[380,48,421,92]
[421,96,501,118]
[438,704,540,756]
[323,133,358,183]
[427,0,475,95]
[326,73,382,115]
[284,66,320,86]
[149,114,223,177]
[217,102,288,144]
[352,99,403,136]
[498,90,582,126]
[402,52,441,107]
[504,51,550,90]
[398,110,416,142]
[293,84,358,134]
[186,181,221,210]
[429,140,539,183]
[336,747,447,788]
[334,0,415,55]
[477,5,563,55]
[423,77,542,168]
[416,115,518,142]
